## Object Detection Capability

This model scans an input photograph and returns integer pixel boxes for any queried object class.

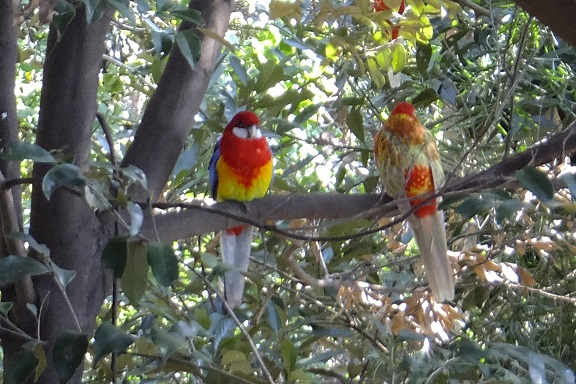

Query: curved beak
[247,125,258,138]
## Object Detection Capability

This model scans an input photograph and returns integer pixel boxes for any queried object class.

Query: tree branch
[121,0,233,200]
[141,120,576,242]
[0,0,22,230]
[511,0,576,47]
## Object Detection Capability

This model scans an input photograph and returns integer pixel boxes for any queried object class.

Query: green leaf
[0,302,13,315]
[0,255,50,286]
[170,9,203,24]
[454,195,494,219]
[516,166,554,203]
[52,1,76,40]
[151,324,189,357]
[49,261,77,288]
[42,163,86,200]
[5,348,38,384]
[346,108,365,143]
[254,60,284,93]
[266,302,281,334]
[280,338,297,374]
[175,29,202,69]
[439,78,457,105]
[80,0,105,23]
[108,0,135,24]
[147,242,178,287]
[201,252,218,268]
[1,140,56,163]
[495,198,525,223]
[366,57,385,88]
[121,239,149,305]
[229,55,248,86]
[92,323,135,366]
[120,165,148,190]
[411,88,438,107]
[101,237,128,279]
[53,331,88,384]
[560,173,576,200]
[416,42,432,77]
[390,43,406,73]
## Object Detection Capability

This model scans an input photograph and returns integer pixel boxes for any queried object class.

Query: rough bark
[512,0,576,47]
[121,0,234,200]
[23,5,114,383]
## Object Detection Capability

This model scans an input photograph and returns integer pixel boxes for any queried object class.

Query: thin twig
[95,113,117,166]
[192,271,276,384]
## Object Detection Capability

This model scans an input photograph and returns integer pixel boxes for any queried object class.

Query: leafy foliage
[3,0,576,383]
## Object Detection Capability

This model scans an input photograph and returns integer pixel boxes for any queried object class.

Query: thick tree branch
[121,0,233,200]
[142,120,576,242]
[511,0,576,47]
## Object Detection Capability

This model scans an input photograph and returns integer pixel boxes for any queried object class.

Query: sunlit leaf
[366,57,386,88]
[269,0,302,19]
[390,43,406,73]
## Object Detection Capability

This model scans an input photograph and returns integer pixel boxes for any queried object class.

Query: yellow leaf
[517,267,537,287]
[367,57,386,88]
[33,343,47,381]
[222,350,248,366]
[196,27,235,52]
[390,43,406,73]
[269,0,302,19]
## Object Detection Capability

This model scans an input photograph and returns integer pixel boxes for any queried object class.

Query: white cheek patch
[232,127,249,139]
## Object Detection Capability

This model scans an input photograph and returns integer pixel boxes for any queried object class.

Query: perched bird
[208,111,273,308]
[373,102,454,301]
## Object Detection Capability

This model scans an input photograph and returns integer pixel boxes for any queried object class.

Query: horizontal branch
[141,120,576,242]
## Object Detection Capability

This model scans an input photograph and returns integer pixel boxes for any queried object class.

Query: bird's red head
[226,111,259,131]
[391,102,415,117]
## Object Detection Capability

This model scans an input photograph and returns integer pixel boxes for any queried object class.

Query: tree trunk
[7,5,114,383]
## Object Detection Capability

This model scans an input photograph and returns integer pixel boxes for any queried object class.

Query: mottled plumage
[374,102,454,301]
[209,111,273,308]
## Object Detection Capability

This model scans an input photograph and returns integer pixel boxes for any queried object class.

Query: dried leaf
[517,267,537,287]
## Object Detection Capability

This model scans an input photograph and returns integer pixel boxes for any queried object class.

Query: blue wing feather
[208,139,221,199]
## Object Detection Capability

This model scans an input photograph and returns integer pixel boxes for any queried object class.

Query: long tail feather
[220,226,253,308]
[408,210,454,301]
